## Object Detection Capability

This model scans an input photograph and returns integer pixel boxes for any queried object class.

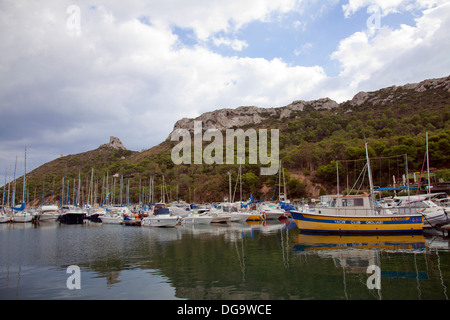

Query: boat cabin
[320,194,375,216]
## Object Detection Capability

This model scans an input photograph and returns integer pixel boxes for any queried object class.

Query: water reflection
[292,233,450,300]
[293,234,427,252]
[1,220,450,300]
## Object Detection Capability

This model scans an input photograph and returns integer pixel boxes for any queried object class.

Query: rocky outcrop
[100,136,127,150]
[349,75,450,107]
[171,97,339,134]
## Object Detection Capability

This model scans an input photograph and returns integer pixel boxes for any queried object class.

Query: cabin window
[330,199,337,207]
[343,198,364,207]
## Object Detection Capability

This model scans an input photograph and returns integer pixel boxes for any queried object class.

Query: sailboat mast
[365,143,376,213]
[12,156,17,207]
[426,132,431,194]
[365,143,374,195]
[23,147,27,206]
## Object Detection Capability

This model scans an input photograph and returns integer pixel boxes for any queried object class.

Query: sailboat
[11,148,34,223]
[260,161,289,220]
[291,143,424,234]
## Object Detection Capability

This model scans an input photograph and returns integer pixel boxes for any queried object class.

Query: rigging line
[347,162,367,195]
[337,153,405,163]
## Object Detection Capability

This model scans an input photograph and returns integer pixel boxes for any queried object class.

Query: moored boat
[11,210,34,223]
[259,203,286,220]
[229,211,252,222]
[0,212,8,223]
[396,199,449,228]
[181,213,213,224]
[291,196,424,234]
[59,206,87,224]
[291,143,424,235]
[141,206,181,227]
[39,205,60,222]
[100,214,124,224]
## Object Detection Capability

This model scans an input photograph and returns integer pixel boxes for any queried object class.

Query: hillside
[4,75,450,206]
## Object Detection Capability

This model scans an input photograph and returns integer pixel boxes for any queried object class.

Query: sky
[1,0,449,179]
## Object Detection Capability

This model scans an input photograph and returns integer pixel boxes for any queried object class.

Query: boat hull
[229,213,251,222]
[181,215,213,224]
[100,216,124,224]
[291,211,424,234]
[59,213,86,224]
[39,213,60,221]
[11,213,34,223]
[263,212,285,220]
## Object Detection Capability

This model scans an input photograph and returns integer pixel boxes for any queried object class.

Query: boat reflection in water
[293,233,429,299]
[293,233,427,252]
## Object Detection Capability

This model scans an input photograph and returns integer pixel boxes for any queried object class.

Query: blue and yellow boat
[291,194,424,234]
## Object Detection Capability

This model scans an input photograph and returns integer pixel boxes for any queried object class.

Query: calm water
[1,219,450,300]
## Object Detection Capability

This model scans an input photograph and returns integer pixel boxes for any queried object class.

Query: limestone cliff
[171,97,339,134]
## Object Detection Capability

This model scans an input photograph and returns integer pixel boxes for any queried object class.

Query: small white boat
[11,210,34,223]
[59,206,87,224]
[39,205,60,222]
[0,214,8,223]
[229,212,252,222]
[142,207,181,227]
[397,199,449,228]
[181,213,213,224]
[260,203,286,220]
[208,212,231,223]
[100,214,124,224]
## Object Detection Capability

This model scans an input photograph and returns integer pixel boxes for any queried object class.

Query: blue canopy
[375,186,418,191]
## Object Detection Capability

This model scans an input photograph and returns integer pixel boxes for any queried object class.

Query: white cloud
[342,0,447,17]
[212,37,248,51]
[0,0,448,174]
[332,1,450,92]
[0,0,325,172]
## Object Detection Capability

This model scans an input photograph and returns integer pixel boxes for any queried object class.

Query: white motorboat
[59,206,87,224]
[396,199,449,228]
[142,207,181,227]
[100,214,124,224]
[229,212,252,222]
[181,213,213,224]
[259,203,286,220]
[39,205,60,222]
[208,212,231,223]
[0,213,8,223]
[11,210,34,223]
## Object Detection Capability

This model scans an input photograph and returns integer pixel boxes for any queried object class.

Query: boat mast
[426,132,431,194]
[23,147,27,208]
[365,143,375,213]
